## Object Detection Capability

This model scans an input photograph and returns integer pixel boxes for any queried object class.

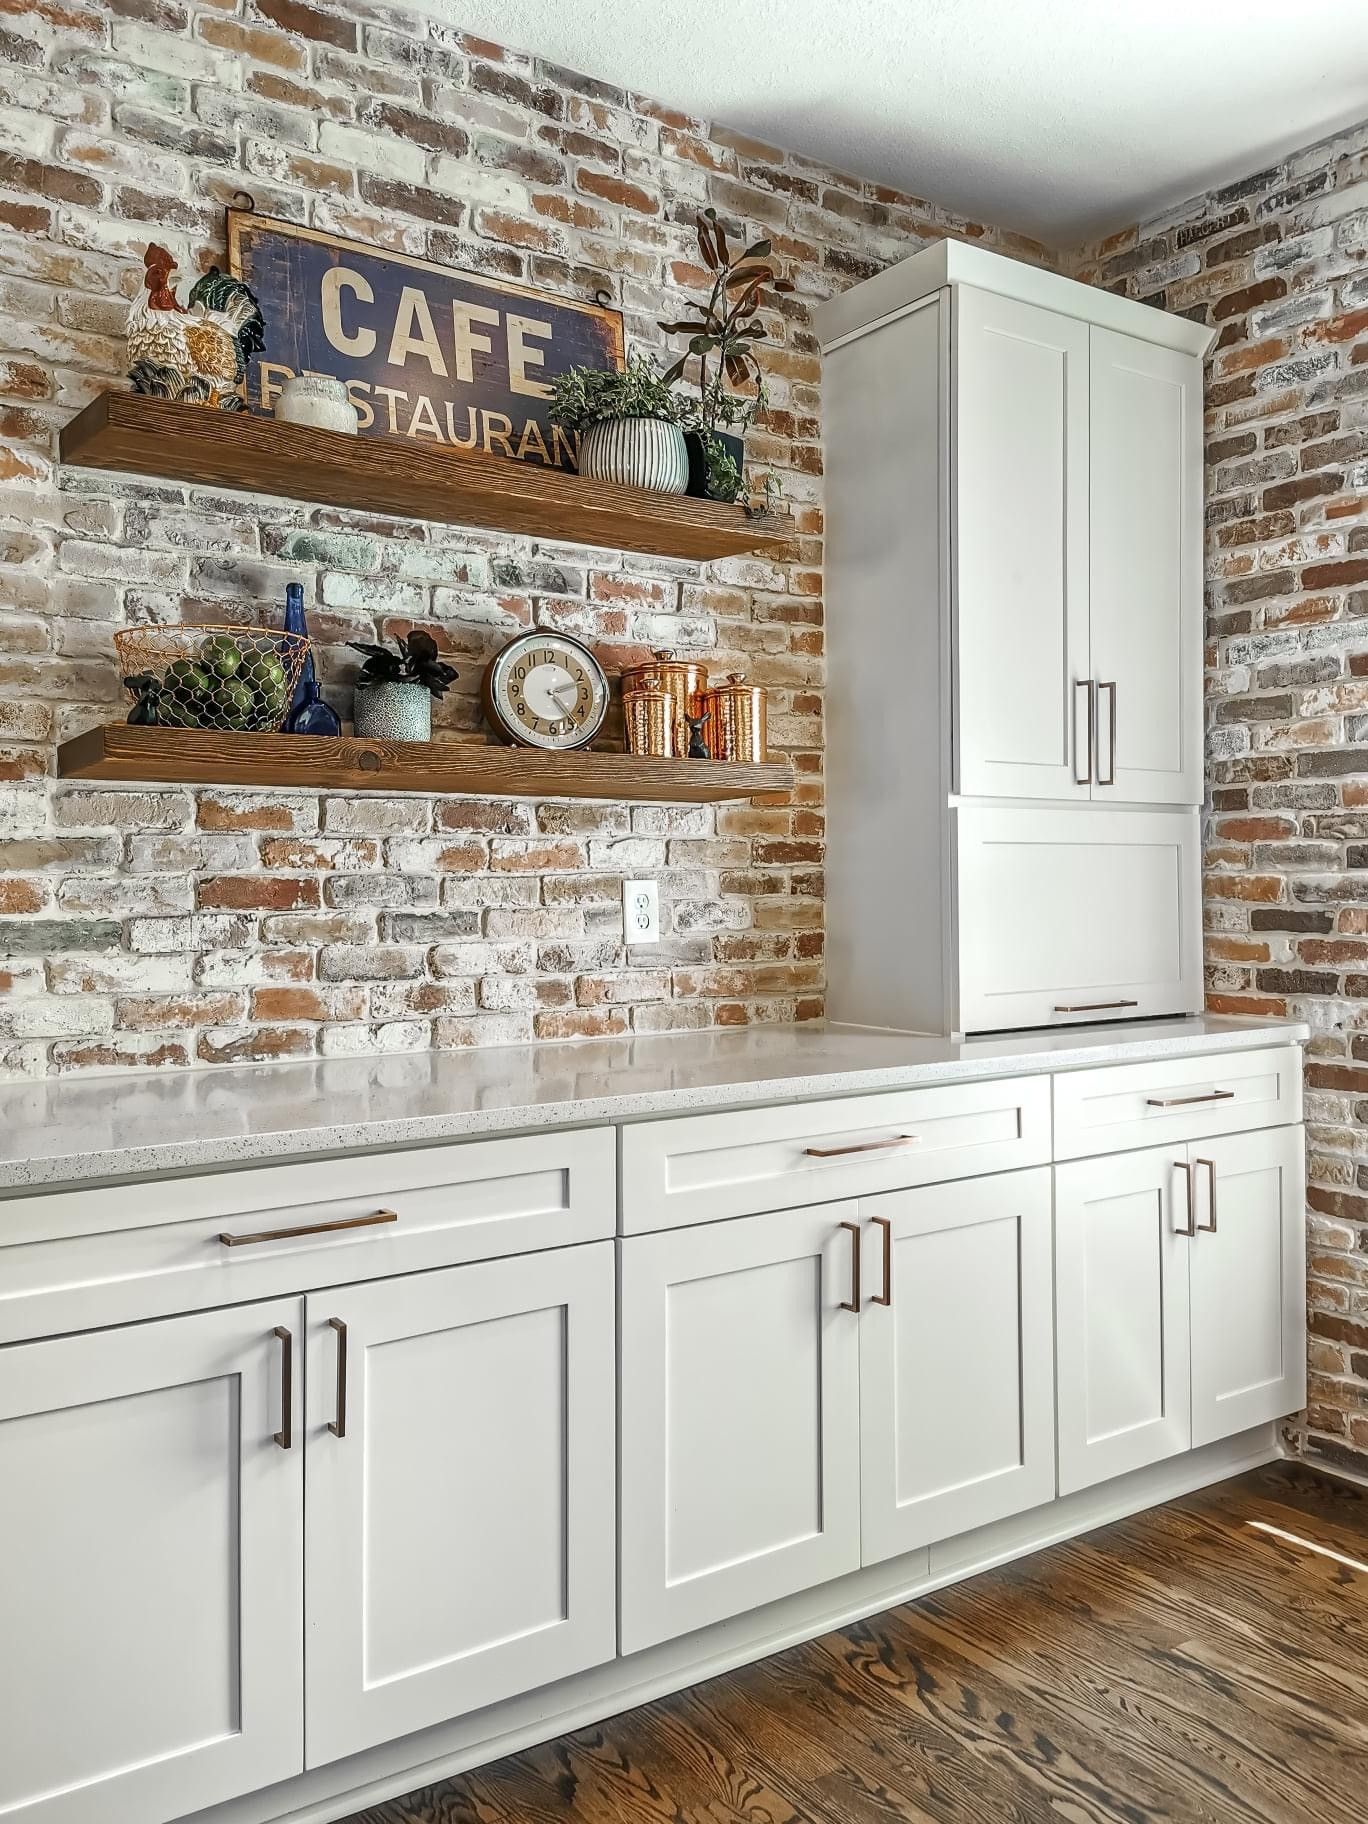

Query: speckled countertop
[0,1014,1308,1193]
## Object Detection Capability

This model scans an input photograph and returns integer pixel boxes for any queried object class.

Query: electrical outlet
[623,878,660,945]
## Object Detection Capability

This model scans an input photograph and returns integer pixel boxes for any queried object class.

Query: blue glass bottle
[282,582,341,736]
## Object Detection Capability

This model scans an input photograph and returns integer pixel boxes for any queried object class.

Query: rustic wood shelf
[58,393,791,562]
[56,725,794,804]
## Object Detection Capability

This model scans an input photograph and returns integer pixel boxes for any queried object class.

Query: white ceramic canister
[275,375,360,435]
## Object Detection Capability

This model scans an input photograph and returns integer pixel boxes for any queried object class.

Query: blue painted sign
[226,211,623,469]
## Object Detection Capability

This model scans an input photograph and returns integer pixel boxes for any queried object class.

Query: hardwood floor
[343,1463,1368,1824]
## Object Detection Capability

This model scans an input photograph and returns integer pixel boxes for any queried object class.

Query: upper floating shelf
[58,394,792,562]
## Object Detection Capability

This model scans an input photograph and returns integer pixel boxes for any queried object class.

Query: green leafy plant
[659,208,794,435]
[548,353,684,433]
[347,629,458,699]
[702,433,742,504]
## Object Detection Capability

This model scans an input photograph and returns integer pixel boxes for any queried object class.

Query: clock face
[482,633,609,751]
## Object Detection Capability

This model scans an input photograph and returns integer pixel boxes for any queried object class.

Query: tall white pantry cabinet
[817,242,1216,1036]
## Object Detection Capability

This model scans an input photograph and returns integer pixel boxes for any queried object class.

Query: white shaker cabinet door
[1055,1148,1193,1495]
[1188,1126,1307,1448]
[1089,327,1204,805]
[0,1301,304,1824]
[953,284,1091,802]
[619,1205,863,1654]
[859,1168,1056,1566]
[953,805,1202,1033]
[303,1243,616,1767]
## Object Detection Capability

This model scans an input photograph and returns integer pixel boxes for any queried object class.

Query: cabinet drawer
[620,1077,1051,1234]
[0,1126,615,1343]
[1053,1046,1302,1161]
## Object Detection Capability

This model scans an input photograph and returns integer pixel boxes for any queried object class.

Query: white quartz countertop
[0,1014,1307,1192]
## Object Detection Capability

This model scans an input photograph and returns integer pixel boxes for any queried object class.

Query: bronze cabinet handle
[1197,1158,1217,1233]
[804,1136,920,1159]
[1097,680,1116,785]
[219,1208,398,1247]
[871,1216,893,1307]
[1174,1161,1196,1238]
[1052,1000,1139,1014]
[1074,678,1095,786]
[328,1317,348,1439]
[273,1325,293,1450]
[1144,1089,1234,1109]
[839,1220,862,1313]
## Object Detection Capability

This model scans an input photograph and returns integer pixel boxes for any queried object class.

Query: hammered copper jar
[706,674,768,762]
[622,687,675,758]
[620,650,708,758]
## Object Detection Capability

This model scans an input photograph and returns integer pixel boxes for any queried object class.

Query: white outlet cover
[623,879,660,945]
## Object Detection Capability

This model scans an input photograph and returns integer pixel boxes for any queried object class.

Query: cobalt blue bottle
[282,582,341,736]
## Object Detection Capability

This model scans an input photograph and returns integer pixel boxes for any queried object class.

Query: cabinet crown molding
[814,238,1217,360]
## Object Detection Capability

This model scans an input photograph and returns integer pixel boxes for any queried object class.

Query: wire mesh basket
[114,626,311,733]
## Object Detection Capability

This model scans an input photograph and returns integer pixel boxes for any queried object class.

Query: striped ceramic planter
[578,416,689,495]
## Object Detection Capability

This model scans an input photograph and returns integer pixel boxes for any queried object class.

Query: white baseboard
[186,1425,1278,1824]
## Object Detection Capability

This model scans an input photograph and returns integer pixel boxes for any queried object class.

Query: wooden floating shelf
[58,393,792,562]
[55,725,794,805]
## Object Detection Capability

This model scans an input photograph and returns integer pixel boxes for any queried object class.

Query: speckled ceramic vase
[578,416,689,494]
[353,680,431,742]
[275,375,359,435]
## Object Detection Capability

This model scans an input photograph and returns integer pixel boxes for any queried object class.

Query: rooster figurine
[127,244,266,411]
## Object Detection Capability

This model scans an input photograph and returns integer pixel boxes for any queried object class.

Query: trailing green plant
[659,208,793,434]
[701,431,742,503]
[548,353,684,433]
[347,629,458,698]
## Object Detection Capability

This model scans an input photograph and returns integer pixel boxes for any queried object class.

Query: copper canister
[620,649,708,758]
[623,688,674,757]
[707,674,768,762]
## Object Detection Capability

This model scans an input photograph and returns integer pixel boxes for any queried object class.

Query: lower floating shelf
[55,725,794,804]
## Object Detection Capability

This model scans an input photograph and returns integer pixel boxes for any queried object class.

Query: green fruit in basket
[159,695,202,729]
[242,651,287,691]
[166,659,213,696]
[214,677,257,729]
[201,635,244,679]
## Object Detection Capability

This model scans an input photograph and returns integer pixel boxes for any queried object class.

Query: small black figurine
[124,673,161,726]
[685,710,711,759]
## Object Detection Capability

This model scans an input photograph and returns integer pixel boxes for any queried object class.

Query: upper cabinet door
[859,1167,1055,1567]
[1089,327,1204,805]
[953,286,1091,801]
[618,1204,863,1655]
[303,1243,616,1768]
[0,1301,304,1824]
[1188,1126,1307,1448]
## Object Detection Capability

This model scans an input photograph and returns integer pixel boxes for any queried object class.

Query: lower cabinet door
[0,1301,304,1824]
[1189,1126,1307,1447]
[303,1242,616,1767]
[1055,1148,1192,1494]
[859,1167,1056,1564]
[953,806,1202,1032]
[619,1204,862,1654]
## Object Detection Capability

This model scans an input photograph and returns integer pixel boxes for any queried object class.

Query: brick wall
[1072,121,1368,1478]
[0,0,1051,1077]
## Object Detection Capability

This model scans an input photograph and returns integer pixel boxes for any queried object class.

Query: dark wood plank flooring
[343,1463,1368,1824]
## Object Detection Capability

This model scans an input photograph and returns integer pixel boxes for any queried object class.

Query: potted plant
[347,630,458,743]
[548,352,689,495]
[659,207,794,501]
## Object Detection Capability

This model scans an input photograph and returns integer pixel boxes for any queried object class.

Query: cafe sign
[227,211,624,468]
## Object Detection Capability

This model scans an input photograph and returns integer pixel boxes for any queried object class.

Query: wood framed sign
[226,211,624,469]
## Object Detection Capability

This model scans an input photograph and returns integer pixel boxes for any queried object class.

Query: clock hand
[549,686,578,713]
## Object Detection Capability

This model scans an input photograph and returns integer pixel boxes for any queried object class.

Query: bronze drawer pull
[1144,1089,1235,1109]
[328,1318,348,1439]
[1174,1161,1196,1238]
[1197,1158,1217,1233]
[839,1220,861,1313]
[272,1325,293,1450]
[1053,1000,1139,1014]
[804,1136,920,1159]
[871,1216,893,1307]
[218,1208,398,1247]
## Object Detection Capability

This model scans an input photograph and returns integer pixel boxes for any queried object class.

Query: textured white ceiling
[425,0,1368,246]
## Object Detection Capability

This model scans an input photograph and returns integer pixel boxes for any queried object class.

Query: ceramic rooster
[127,244,266,411]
